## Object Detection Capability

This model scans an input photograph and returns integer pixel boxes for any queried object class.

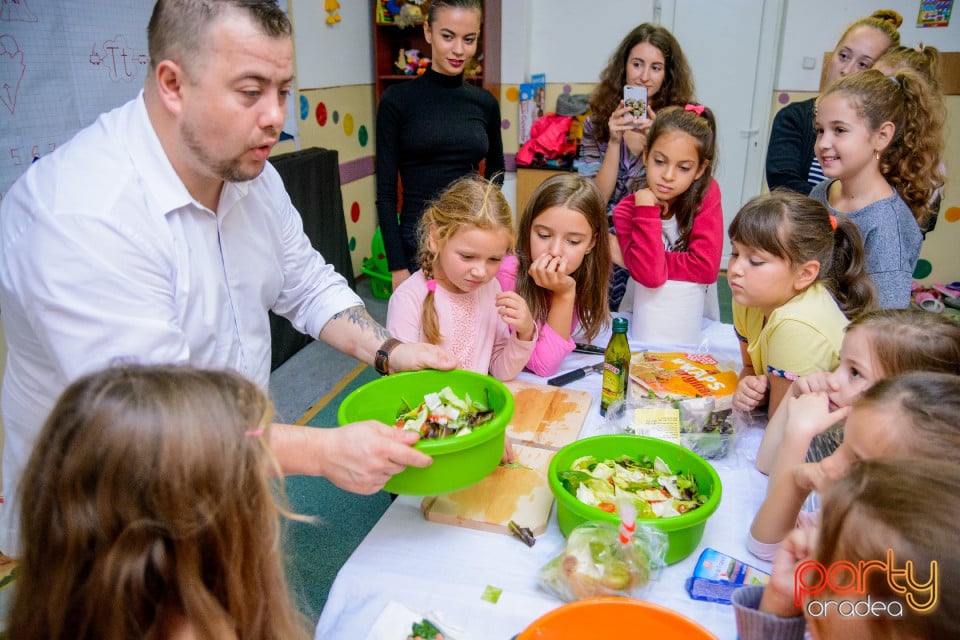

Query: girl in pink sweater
[496,174,612,376]
[387,176,536,380]
[611,104,722,291]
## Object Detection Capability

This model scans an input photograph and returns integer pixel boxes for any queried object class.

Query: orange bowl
[517,598,716,639]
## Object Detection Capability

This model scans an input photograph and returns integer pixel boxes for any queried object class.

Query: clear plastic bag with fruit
[538,504,667,601]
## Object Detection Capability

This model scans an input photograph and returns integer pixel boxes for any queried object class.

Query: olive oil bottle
[600,317,630,415]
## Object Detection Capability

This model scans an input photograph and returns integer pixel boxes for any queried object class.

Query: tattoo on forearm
[331,305,392,341]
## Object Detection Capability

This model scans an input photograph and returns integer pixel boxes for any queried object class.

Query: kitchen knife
[547,361,604,387]
[573,342,606,356]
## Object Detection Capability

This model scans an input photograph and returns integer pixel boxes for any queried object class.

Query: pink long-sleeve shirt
[387,269,535,381]
[611,178,723,287]
[495,254,576,377]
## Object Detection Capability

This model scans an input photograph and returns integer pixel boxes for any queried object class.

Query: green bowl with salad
[337,369,514,495]
[548,435,722,564]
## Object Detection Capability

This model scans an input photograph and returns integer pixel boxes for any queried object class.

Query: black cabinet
[268,147,355,370]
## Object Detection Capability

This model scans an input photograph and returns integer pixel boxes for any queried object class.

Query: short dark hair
[148,0,291,74]
[427,0,483,24]
[729,190,876,318]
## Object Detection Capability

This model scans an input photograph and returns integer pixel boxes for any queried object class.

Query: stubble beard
[182,119,264,184]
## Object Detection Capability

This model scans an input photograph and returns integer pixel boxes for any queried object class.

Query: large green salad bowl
[337,369,514,495]
[548,435,722,564]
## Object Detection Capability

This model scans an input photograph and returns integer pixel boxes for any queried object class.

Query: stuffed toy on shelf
[325,0,341,24]
[394,48,431,75]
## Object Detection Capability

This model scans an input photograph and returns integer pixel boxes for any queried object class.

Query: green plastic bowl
[548,435,722,564]
[337,369,513,495]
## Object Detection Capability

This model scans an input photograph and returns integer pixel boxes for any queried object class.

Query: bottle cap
[612,317,628,333]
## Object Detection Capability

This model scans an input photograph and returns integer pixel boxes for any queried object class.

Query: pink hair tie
[684,103,705,116]
[245,428,264,437]
[829,214,838,230]
[426,279,437,293]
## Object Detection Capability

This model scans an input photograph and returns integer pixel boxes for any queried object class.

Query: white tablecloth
[315,319,771,639]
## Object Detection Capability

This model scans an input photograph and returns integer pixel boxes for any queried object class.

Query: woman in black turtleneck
[375,0,505,288]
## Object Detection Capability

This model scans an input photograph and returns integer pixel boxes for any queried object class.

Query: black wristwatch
[374,338,402,375]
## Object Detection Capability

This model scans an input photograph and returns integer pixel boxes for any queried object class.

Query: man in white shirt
[0,0,457,554]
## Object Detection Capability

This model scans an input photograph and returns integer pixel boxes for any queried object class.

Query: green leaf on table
[481,584,502,604]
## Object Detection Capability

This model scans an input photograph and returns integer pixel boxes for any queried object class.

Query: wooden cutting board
[421,444,555,536]
[504,379,593,450]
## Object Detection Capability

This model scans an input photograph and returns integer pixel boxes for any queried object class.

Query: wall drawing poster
[0,0,297,200]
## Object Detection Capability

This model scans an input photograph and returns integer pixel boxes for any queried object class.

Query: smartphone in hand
[623,85,648,128]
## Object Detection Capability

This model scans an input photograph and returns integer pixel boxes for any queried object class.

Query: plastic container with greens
[548,435,722,564]
[605,394,735,459]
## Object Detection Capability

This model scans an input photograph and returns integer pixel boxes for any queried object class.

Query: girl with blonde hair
[387,175,535,380]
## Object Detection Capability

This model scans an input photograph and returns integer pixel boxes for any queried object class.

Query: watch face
[375,350,388,375]
[375,338,401,375]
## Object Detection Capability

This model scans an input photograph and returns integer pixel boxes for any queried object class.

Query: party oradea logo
[794,549,937,618]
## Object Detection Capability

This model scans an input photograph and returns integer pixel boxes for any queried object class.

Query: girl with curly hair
[765,9,902,195]
[810,67,946,308]
[873,44,944,236]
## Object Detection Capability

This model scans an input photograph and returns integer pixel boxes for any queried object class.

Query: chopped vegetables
[408,619,444,640]
[481,585,502,604]
[559,454,707,519]
[395,386,495,440]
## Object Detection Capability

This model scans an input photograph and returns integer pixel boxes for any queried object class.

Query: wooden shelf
[379,74,483,81]
[375,20,424,27]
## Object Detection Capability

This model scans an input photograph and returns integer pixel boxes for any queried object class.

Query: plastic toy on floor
[933,282,960,309]
[912,280,960,322]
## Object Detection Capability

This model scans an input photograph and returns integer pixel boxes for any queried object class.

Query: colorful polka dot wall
[298,91,378,265]
[300,95,369,150]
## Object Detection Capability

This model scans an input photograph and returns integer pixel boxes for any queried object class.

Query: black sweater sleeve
[765,99,817,196]
[374,89,408,272]
[482,92,505,186]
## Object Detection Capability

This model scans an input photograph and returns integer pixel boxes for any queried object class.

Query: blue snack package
[685,547,770,604]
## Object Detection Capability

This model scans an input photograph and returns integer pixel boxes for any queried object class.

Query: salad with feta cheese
[558,454,707,519]
[395,386,495,440]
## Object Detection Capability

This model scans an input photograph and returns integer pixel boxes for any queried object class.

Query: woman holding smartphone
[577,23,696,310]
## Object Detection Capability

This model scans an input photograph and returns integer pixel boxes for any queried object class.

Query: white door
[659,0,784,257]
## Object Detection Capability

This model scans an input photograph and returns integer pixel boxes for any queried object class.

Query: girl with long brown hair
[8,364,310,640]
[496,173,611,376]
